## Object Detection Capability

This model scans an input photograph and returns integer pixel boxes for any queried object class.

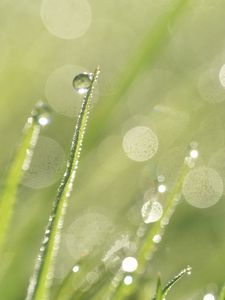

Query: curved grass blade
[0,110,41,253]
[152,266,192,300]
[25,67,100,300]
[219,284,225,300]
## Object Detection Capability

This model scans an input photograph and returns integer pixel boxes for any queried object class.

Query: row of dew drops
[68,144,199,293]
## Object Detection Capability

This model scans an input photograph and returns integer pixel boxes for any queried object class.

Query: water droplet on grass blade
[141,199,163,224]
[203,293,215,300]
[124,275,133,285]
[73,72,93,94]
[186,265,192,275]
[32,101,51,127]
[122,257,138,273]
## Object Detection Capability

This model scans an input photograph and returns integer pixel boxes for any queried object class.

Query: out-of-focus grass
[0,0,225,299]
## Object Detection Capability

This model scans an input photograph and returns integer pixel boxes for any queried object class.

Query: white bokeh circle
[22,136,65,189]
[122,126,158,162]
[182,167,223,208]
[41,0,92,39]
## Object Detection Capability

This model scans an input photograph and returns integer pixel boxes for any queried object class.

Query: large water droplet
[32,101,51,127]
[73,72,93,94]
[141,199,163,224]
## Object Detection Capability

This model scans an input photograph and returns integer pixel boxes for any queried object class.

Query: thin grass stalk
[0,114,41,252]
[25,67,100,300]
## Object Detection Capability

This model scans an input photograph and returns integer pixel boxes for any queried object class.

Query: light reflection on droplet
[122,126,158,162]
[190,149,199,159]
[157,184,167,193]
[41,0,92,40]
[203,293,215,300]
[122,257,138,273]
[45,65,97,117]
[152,234,162,243]
[32,101,51,127]
[141,199,163,224]
[186,265,192,275]
[73,72,93,94]
[72,265,80,273]
[182,167,223,208]
[124,275,133,285]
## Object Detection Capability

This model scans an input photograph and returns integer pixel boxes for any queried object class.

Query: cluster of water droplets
[22,102,52,173]
[184,141,199,169]
[32,101,51,127]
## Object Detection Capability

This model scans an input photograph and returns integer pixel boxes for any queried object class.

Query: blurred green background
[0,0,225,299]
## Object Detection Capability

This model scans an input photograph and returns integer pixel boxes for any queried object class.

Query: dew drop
[152,234,162,243]
[141,199,163,224]
[186,265,192,275]
[157,184,167,193]
[121,257,138,273]
[203,293,215,300]
[124,275,133,285]
[73,72,93,94]
[72,265,80,273]
[32,101,51,127]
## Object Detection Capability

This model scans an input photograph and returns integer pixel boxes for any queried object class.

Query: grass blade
[152,266,192,300]
[25,67,100,300]
[155,277,163,300]
[0,109,41,252]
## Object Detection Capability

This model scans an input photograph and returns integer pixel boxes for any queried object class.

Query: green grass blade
[25,67,100,300]
[155,277,163,300]
[152,266,192,300]
[107,162,189,299]
[219,284,225,300]
[0,112,41,252]
[137,165,188,272]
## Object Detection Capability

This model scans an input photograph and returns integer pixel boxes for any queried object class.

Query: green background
[0,0,225,299]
